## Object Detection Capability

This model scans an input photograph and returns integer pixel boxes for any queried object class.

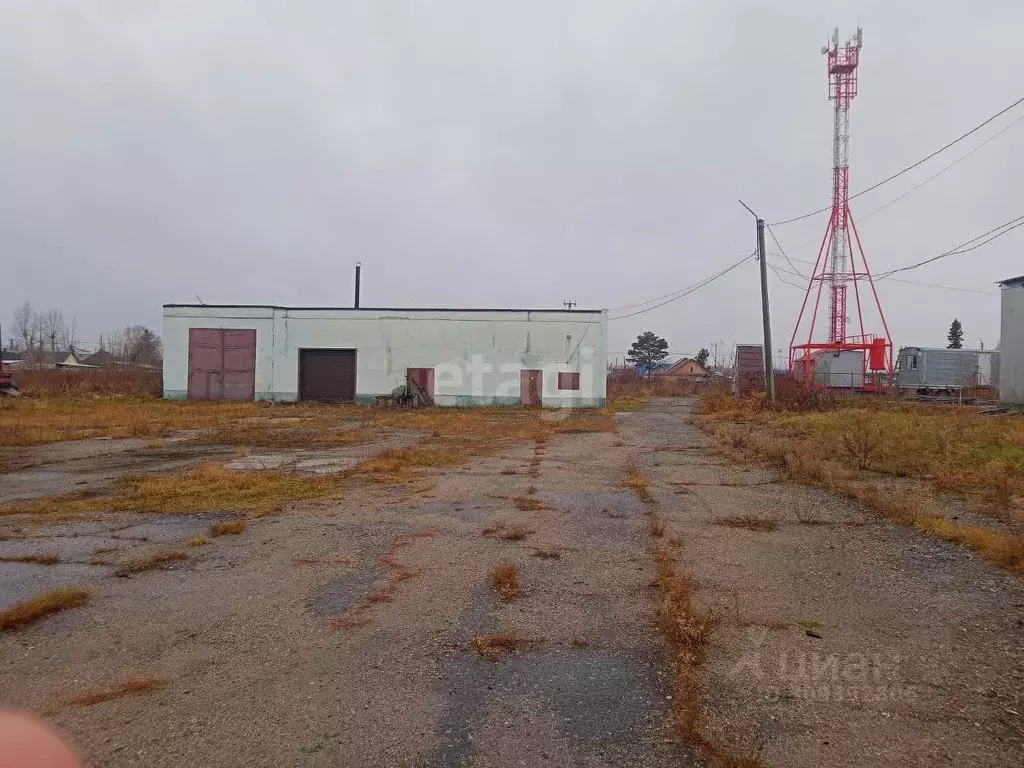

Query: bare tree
[12,302,39,350]
[39,309,67,352]
[105,325,162,366]
[59,317,78,352]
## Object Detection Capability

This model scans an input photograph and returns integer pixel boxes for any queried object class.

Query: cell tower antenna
[788,26,894,391]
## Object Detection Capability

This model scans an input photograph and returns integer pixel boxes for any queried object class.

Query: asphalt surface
[2,398,1022,767]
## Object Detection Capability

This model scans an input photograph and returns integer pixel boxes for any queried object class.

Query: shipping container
[894,346,999,393]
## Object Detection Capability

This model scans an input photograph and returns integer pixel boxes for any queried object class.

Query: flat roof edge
[163,304,606,314]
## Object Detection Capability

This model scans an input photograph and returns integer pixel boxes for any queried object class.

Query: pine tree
[626,331,669,378]
[947,318,964,349]
[695,348,710,369]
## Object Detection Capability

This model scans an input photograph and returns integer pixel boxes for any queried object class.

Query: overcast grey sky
[3,1,1022,362]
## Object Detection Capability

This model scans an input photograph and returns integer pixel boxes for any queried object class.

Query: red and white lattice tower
[789,27,895,391]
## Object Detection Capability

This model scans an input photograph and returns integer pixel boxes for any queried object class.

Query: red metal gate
[520,369,542,407]
[187,328,256,401]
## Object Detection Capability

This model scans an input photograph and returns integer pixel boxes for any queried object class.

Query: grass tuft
[211,520,246,536]
[469,633,539,661]
[0,587,90,631]
[490,563,520,600]
[0,553,61,565]
[3,463,348,520]
[623,462,654,503]
[115,550,188,576]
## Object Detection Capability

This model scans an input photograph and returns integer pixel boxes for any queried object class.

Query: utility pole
[739,200,775,401]
[563,300,577,310]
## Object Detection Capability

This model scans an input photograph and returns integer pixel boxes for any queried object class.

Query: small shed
[733,345,765,394]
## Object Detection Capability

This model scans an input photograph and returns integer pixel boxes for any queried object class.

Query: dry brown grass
[713,515,779,533]
[2,463,348,521]
[0,553,60,565]
[67,676,167,706]
[188,537,207,547]
[114,550,187,576]
[0,587,90,631]
[570,635,589,648]
[699,392,1024,576]
[211,519,246,536]
[623,462,654,503]
[651,545,762,765]
[497,495,551,511]
[490,563,520,600]
[90,557,110,566]
[468,633,539,661]
[481,523,534,542]
[12,368,162,398]
[914,516,1024,573]
[650,517,667,537]
[331,531,433,630]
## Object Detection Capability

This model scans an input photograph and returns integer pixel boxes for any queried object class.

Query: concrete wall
[163,306,607,407]
[1000,284,1024,404]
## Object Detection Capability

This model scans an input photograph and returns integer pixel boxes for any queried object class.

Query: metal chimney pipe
[354,263,361,309]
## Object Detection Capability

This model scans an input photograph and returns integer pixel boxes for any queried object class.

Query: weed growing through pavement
[490,563,519,600]
[115,550,188,577]
[623,462,654,503]
[0,554,60,565]
[469,633,539,661]
[211,520,246,536]
[0,588,90,631]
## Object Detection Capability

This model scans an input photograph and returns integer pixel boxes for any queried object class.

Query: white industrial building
[162,304,607,407]
[999,275,1024,404]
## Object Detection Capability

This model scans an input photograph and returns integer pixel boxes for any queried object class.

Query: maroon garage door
[187,328,256,401]
[299,349,356,402]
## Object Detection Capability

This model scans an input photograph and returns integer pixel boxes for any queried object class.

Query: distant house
[21,348,85,368]
[1,350,23,365]
[81,349,119,368]
[660,358,708,378]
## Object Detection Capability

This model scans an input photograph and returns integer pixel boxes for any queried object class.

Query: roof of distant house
[998,275,1024,288]
[662,357,708,376]
[82,349,118,366]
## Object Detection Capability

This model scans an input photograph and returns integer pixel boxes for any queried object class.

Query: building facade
[163,305,607,407]
[999,276,1024,404]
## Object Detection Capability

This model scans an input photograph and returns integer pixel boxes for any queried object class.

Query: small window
[910,355,918,370]
[557,372,580,390]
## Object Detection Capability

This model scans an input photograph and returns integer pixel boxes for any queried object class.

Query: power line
[877,214,1024,278]
[765,223,807,279]
[768,258,998,295]
[608,253,755,321]
[607,253,753,311]
[770,95,1024,226]
[857,113,1024,222]
[767,261,805,290]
